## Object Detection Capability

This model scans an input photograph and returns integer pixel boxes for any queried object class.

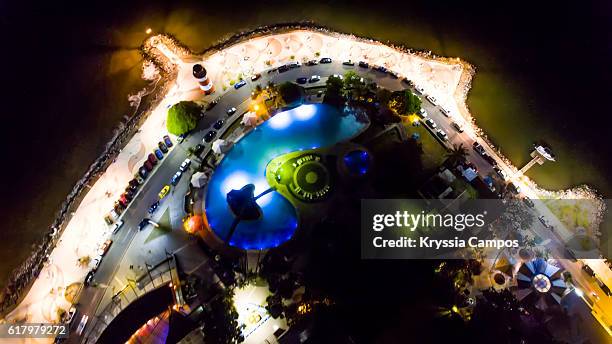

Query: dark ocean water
[0,0,610,286]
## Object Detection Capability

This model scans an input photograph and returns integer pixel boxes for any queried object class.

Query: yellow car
[158,185,170,199]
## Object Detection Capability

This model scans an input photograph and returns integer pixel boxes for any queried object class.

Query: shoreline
[1,23,605,324]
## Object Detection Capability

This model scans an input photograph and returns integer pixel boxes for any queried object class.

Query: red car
[148,153,158,165]
[119,195,128,207]
[144,160,153,172]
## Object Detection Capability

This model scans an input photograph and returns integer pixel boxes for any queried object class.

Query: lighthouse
[193,64,214,95]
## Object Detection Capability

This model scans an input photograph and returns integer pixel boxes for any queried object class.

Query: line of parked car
[104,135,174,227]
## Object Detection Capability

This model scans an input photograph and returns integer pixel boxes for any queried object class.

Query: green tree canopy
[202,289,244,344]
[323,75,345,108]
[167,101,201,136]
[278,81,302,104]
[388,90,422,115]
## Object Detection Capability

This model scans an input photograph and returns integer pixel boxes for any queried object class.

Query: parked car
[451,121,464,132]
[193,144,204,155]
[119,194,128,207]
[148,200,160,214]
[147,153,158,165]
[267,67,277,74]
[204,130,217,142]
[402,78,414,86]
[138,167,149,179]
[418,108,428,118]
[154,149,164,160]
[91,256,102,271]
[278,65,289,73]
[227,107,237,116]
[163,135,173,148]
[296,77,308,84]
[493,166,507,180]
[124,188,135,200]
[436,129,448,141]
[206,99,218,110]
[426,95,438,105]
[305,60,318,66]
[180,158,191,172]
[213,119,224,130]
[112,220,124,234]
[472,142,486,155]
[508,182,522,195]
[358,61,369,68]
[157,141,168,153]
[425,118,437,129]
[171,171,182,186]
[128,179,139,189]
[126,183,137,192]
[84,270,95,286]
[234,80,247,89]
[522,198,535,208]
[330,74,343,80]
[373,65,387,73]
[99,240,113,256]
[440,107,451,117]
[134,174,144,184]
[482,153,497,166]
[251,73,261,81]
[138,218,150,230]
[387,71,399,78]
[415,86,425,94]
[319,57,332,64]
[309,75,321,83]
[342,60,355,66]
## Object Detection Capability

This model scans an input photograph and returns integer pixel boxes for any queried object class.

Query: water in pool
[205,104,365,250]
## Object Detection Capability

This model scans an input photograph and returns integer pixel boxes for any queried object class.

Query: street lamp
[146,28,152,35]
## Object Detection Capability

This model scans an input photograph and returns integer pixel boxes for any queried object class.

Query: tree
[278,81,302,104]
[388,90,421,115]
[202,289,244,344]
[445,143,468,167]
[323,75,345,108]
[167,101,201,136]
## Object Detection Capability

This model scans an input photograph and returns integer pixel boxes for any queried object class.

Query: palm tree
[445,143,468,167]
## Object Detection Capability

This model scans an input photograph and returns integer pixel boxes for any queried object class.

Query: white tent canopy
[190,172,208,188]
[241,111,260,127]
[212,139,233,154]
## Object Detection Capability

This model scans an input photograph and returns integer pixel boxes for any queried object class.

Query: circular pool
[205,104,365,250]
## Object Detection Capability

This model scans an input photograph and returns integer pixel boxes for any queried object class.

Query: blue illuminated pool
[205,104,365,250]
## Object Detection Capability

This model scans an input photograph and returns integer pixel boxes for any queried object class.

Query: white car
[418,108,428,118]
[180,158,191,172]
[436,129,448,141]
[112,220,124,234]
[91,256,102,271]
[425,118,437,129]
[330,74,343,80]
[426,95,438,106]
[415,86,425,95]
[309,75,321,83]
[440,107,451,117]
[227,107,237,116]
